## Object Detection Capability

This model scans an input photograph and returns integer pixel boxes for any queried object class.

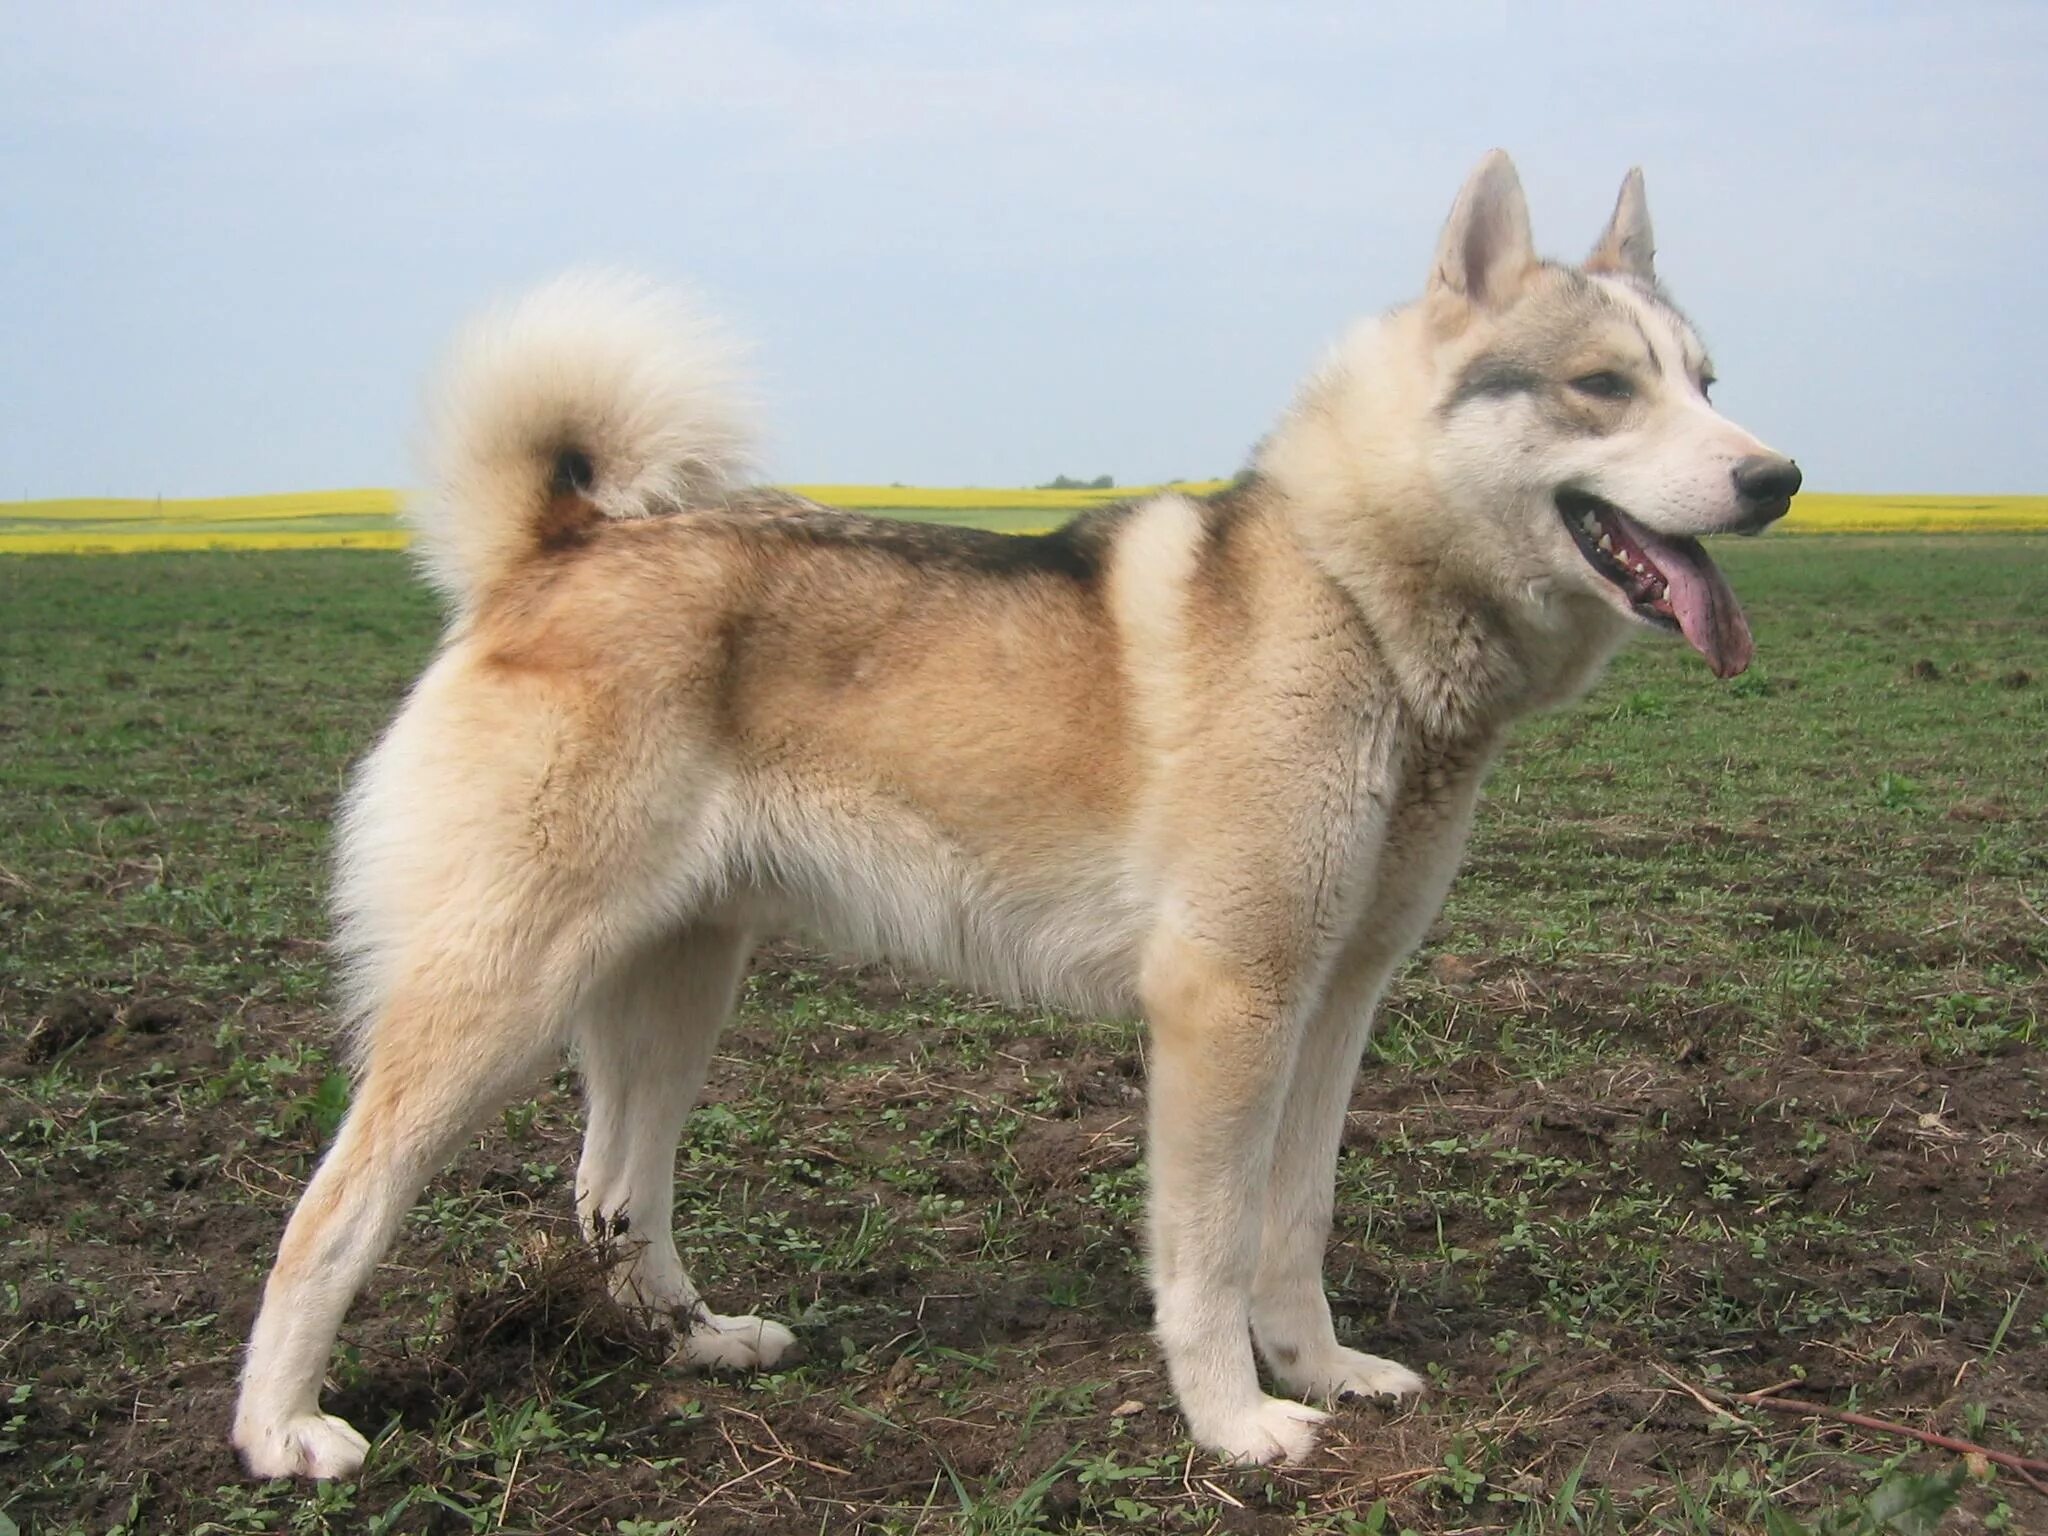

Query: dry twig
[1668,1372,2048,1498]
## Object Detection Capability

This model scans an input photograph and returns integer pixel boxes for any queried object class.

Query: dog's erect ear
[1586,167,1655,282]
[1427,149,1536,314]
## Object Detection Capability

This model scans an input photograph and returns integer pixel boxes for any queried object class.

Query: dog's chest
[1345,732,1493,961]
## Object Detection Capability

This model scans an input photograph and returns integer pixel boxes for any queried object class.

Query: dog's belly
[716,782,1149,1018]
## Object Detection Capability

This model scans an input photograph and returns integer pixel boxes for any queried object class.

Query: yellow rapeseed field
[0,489,403,524]
[1,487,2040,555]
[1776,493,2048,534]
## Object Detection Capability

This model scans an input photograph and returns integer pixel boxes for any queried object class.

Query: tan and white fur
[231,151,1798,1478]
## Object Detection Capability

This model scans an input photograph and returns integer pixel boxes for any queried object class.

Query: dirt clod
[22,993,116,1062]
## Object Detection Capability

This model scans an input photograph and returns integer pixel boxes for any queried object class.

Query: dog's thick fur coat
[233,153,1797,1477]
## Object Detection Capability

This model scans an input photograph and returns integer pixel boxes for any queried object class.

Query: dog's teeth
[1597,535,1614,553]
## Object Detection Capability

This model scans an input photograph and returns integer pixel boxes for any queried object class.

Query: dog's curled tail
[410,271,753,613]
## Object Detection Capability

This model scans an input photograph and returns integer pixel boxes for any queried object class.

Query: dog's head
[1420,151,1799,678]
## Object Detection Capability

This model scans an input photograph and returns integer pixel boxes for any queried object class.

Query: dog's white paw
[1192,1395,1330,1466]
[232,1410,370,1481]
[679,1312,797,1371]
[1272,1345,1426,1404]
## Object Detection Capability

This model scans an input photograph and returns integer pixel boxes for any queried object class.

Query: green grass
[0,536,2044,1534]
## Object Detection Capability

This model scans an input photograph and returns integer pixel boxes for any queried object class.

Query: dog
[231,150,1798,1478]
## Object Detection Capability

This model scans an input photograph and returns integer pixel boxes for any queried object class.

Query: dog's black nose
[1733,455,1802,508]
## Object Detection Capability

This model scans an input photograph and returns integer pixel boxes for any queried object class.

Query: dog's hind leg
[572,923,795,1370]
[231,956,575,1480]
[1248,947,1424,1406]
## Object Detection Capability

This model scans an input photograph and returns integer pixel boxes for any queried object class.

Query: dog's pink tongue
[1630,525,1753,678]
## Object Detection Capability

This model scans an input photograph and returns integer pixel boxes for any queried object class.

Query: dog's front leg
[1250,944,1425,1405]
[1140,928,1327,1465]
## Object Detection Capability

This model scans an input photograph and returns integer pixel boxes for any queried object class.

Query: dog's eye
[1569,371,1634,401]
[1699,374,1717,402]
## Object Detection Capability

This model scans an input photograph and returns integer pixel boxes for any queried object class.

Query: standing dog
[232,151,1798,1477]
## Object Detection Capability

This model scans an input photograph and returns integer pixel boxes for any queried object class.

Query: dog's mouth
[1556,489,1753,678]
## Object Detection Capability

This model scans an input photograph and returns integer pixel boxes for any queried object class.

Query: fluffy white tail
[410,271,753,613]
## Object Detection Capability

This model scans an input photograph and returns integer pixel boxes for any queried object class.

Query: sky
[4,2,2045,499]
